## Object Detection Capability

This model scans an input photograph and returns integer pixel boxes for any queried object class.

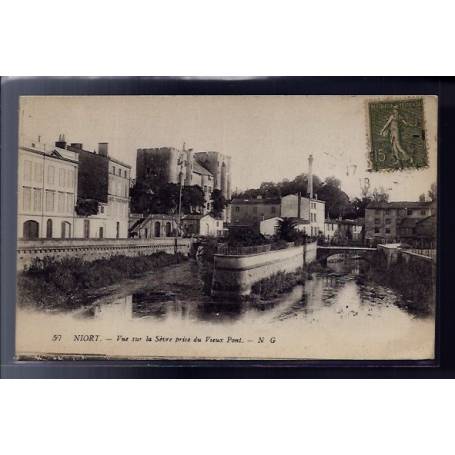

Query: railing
[216,241,300,256]
[217,244,272,256]
[404,248,436,260]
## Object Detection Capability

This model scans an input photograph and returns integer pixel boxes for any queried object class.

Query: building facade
[231,194,325,237]
[365,201,435,244]
[231,197,281,225]
[136,146,231,218]
[324,219,363,243]
[69,142,131,239]
[18,144,79,240]
[129,214,178,239]
[182,214,223,237]
[280,194,325,237]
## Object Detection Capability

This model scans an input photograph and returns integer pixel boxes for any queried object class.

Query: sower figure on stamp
[380,105,414,165]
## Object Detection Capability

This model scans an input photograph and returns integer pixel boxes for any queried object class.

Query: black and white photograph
[14,94,437,360]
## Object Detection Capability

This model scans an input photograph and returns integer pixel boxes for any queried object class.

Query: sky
[19,95,437,201]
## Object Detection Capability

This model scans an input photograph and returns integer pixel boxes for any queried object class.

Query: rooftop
[367,201,433,209]
[231,198,281,205]
[20,146,79,164]
[192,160,213,177]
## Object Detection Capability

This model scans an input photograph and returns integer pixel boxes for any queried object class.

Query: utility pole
[177,142,185,237]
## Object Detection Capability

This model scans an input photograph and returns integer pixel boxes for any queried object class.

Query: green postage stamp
[368,98,428,171]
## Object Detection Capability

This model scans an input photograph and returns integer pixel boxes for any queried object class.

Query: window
[47,165,55,185]
[65,169,71,188]
[165,222,171,237]
[24,160,32,182]
[204,185,207,193]
[385,209,391,215]
[100,205,104,214]
[83,220,90,239]
[117,168,121,176]
[235,206,240,212]
[112,166,116,174]
[33,188,42,211]
[57,192,65,212]
[99,226,104,239]
[385,228,391,234]
[116,222,120,238]
[34,162,43,183]
[420,209,427,216]
[66,193,73,213]
[407,209,413,215]
[45,190,55,212]
[375,209,381,215]
[61,221,71,239]
[374,227,380,234]
[154,221,161,237]
[385,218,391,224]
[58,168,65,187]
[46,219,53,238]
[23,220,39,239]
[22,187,31,211]
[124,170,127,178]
[69,168,74,187]
[375,218,380,225]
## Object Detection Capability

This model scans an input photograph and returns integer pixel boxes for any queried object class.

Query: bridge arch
[316,246,377,265]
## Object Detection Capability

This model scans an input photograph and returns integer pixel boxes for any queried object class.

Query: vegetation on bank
[251,269,305,299]
[17,252,186,309]
[362,251,435,315]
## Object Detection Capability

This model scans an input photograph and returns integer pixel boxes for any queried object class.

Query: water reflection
[75,258,425,327]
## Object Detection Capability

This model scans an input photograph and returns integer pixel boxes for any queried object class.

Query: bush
[251,268,304,299]
[18,252,186,309]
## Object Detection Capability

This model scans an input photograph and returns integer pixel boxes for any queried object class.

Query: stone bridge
[316,246,377,265]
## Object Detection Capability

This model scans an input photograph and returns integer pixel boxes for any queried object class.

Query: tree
[317,177,351,219]
[181,185,205,213]
[75,198,99,217]
[419,193,426,202]
[348,196,372,219]
[371,186,389,203]
[130,181,205,215]
[211,189,227,218]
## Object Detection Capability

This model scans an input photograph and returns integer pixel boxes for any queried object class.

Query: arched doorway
[23,220,39,240]
[46,219,53,238]
[165,222,172,237]
[154,221,161,237]
[61,221,71,239]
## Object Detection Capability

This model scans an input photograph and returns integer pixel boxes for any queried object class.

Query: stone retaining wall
[211,241,317,298]
[17,238,193,271]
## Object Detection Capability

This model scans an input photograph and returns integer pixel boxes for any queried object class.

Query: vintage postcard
[15,95,437,360]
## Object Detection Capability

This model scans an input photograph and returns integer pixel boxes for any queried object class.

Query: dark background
[1,76,453,378]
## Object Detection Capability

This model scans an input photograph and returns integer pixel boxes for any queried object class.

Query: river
[16,257,435,360]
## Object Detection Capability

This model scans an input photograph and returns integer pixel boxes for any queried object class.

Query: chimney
[308,154,314,199]
[70,143,83,150]
[98,142,108,157]
[55,134,67,149]
[297,192,301,218]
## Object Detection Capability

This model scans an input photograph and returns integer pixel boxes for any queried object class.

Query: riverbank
[361,252,435,315]
[17,252,187,310]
